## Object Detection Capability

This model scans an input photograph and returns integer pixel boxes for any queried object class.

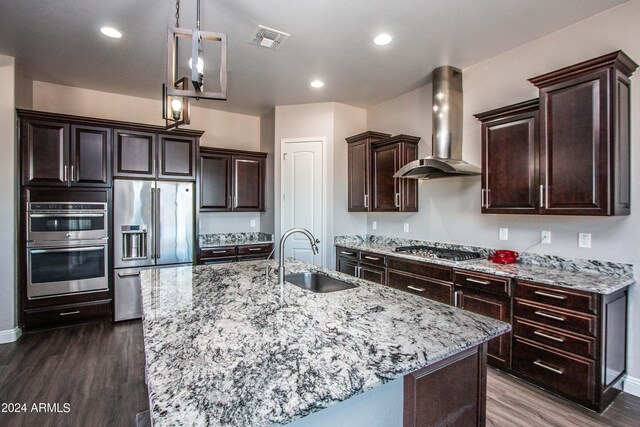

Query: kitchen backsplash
[335,234,634,277]
[200,232,274,247]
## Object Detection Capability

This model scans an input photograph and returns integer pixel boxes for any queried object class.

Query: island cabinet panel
[404,344,487,427]
[513,280,628,412]
[453,270,513,369]
[345,131,392,212]
[199,148,266,212]
[474,99,540,214]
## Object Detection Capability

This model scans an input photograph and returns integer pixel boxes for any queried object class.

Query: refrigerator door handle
[150,188,156,259]
[155,188,161,260]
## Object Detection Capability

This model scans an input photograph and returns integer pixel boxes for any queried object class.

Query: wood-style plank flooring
[1,321,639,426]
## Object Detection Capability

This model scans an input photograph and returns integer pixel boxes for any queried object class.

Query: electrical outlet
[372,221,377,230]
[578,233,591,248]
[250,219,256,228]
[403,223,409,233]
[541,230,551,244]
[499,228,508,241]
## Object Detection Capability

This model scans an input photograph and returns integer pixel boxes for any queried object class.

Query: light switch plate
[403,223,409,233]
[499,228,508,241]
[372,221,377,230]
[578,233,591,248]
[541,230,551,244]
[250,219,256,228]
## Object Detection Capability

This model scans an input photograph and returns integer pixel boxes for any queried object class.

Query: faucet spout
[278,228,320,286]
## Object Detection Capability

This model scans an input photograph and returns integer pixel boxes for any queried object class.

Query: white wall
[366,0,640,386]
[274,103,367,267]
[0,55,18,341]
[32,81,263,235]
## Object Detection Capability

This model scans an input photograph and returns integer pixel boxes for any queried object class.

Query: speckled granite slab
[199,232,274,248]
[335,235,634,294]
[140,260,509,427]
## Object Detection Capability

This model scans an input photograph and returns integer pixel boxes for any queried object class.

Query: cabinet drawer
[454,270,512,297]
[514,318,596,359]
[388,257,452,282]
[24,300,112,330]
[360,265,386,285]
[237,244,272,256]
[203,257,236,265]
[516,281,597,314]
[513,338,595,405]
[514,300,596,337]
[359,251,386,267]
[388,270,452,305]
[200,246,237,258]
[336,246,359,260]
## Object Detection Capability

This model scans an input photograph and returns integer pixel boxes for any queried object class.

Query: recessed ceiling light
[310,80,324,88]
[373,33,392,46]
[100,27,122,39]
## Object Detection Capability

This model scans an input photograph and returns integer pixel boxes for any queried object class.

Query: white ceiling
[0,0,627,116]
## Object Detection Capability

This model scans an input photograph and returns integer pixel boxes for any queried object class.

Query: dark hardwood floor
[1,321,639,426]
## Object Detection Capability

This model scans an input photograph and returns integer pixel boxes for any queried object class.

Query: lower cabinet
[23,299,112,330]
[199,243,273,264]
[335,246,387,285]
[387,270,452,305]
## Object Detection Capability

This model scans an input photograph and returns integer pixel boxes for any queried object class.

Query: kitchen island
[140,260,509,426]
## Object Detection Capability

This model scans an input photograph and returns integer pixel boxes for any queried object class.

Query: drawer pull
[466,278,491,285]
[407,285,425,292]
[534,311,566,322]
[59,310,80,316]
[211,250,228,254]
[341,251,355,256]
[533,360,564,375]
[533,330,565,343]
[534,290,567,300]
[248,248,262,252]
[364,256,380,261]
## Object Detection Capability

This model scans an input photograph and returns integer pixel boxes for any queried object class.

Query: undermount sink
[285,272,357,293]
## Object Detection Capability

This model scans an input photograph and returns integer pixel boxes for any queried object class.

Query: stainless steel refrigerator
[113,179,194,321]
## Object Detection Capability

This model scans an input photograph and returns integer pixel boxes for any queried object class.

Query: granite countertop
[140,260,509,426]
[335,241,634,295]
[199,232,274,248]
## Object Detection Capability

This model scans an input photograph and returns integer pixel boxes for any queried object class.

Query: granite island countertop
[140,259,509,426]
[335,239,634,295]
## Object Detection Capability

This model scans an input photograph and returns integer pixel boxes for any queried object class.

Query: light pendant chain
[175,0,180,28]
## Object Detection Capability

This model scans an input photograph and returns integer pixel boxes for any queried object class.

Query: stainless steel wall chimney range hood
[394,66,481,179]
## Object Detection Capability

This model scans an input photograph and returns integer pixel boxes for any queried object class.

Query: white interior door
[281,139,323,266]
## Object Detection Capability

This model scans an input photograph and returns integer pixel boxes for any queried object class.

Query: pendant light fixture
[163,0,228,130]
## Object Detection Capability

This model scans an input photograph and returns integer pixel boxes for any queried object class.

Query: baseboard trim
[624,375,640,398]
[0,326,22,344]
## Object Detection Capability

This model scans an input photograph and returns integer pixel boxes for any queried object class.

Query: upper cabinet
[475,100,540,214]
[114,130,196,180]
[22,119,111,187]
[346,132,419,213]
[345,131,391,211]
[476,51,637,216]
[199,147,266,212]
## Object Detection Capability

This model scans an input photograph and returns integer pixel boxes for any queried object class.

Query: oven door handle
[29,213,106,218]
[30,246,105,254]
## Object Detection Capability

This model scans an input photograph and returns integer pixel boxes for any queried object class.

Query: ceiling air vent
[250,25,290,50]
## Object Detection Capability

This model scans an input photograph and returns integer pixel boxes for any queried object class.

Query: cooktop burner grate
[394,245,481,261]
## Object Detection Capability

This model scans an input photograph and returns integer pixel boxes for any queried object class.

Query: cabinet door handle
[534,311,566,322]
[233,194,238,209]
[364,195,369,208]
[340,251,354,256]
[533,330,565,343]
[466,278,491,285]
[364,256,379,261]
[407,285,425,292]
[481,189,485,208]
[70,165,75,182]
[533,360,564,375]
[59,310,80,316]
[486,189,490,207]
[540,185,544,208]
[395,193,400,208]
[356,266,362,278]
[454,290,463,307]
[63,165,68,182]
[534,290,567,300]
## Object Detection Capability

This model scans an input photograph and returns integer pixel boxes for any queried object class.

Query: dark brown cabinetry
[22,119,111,187]
[371,135,420,212]
[513,280,627,411]
[475,100,539,214]
[199,243,273,264]
[335,246,387,285]
[387,257,453,304]
[345,131,391,211]
[199,148,266,212]
[114,130,196,180]
[453,270,513,369]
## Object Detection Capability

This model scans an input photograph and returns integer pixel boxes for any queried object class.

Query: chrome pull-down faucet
[278,228,319,286]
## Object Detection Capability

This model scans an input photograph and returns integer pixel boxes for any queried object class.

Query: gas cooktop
[394,245,481,262]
